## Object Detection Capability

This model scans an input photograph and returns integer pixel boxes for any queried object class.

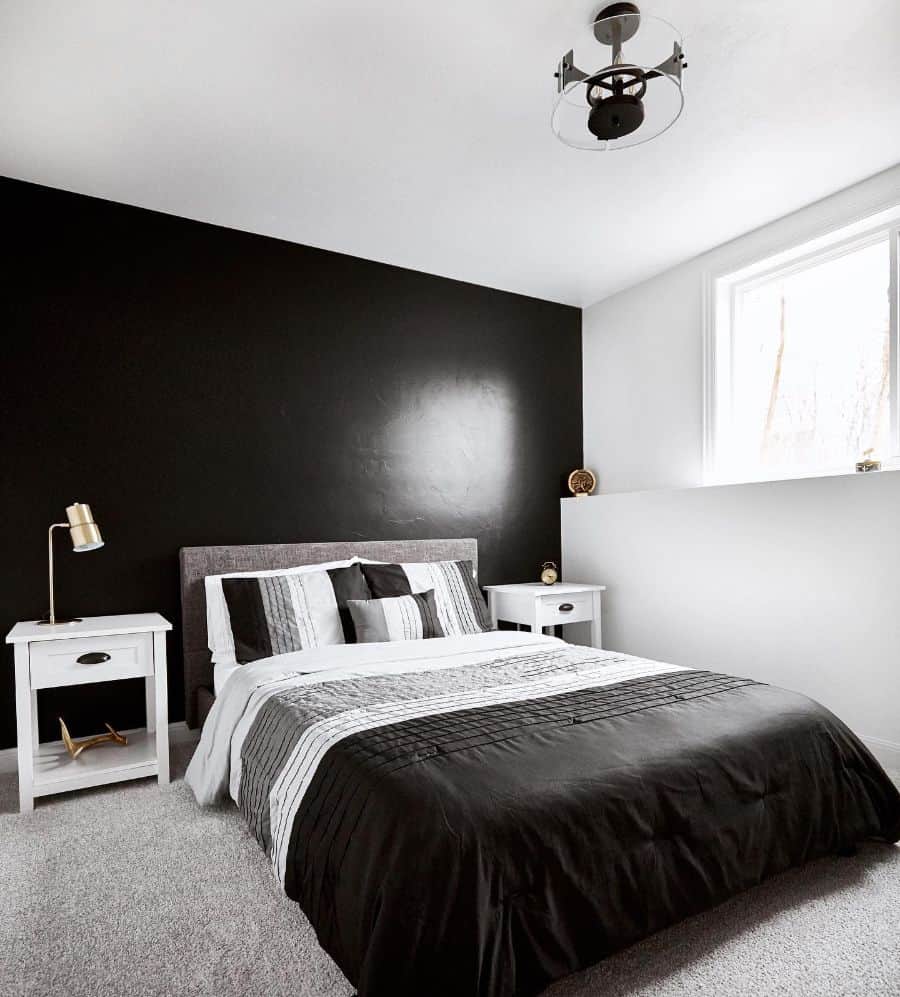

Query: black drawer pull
[76,652,111,665]
[558,603,575,613]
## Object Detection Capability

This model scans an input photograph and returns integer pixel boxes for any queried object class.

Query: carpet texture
[1,746,898,997]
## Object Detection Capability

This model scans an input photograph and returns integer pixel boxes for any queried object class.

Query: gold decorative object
[855,449,881,473]
[540,561,559,585]
[567,468,597,497]
[59,718,127,759]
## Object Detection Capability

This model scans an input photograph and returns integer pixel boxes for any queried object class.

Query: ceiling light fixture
[552,3,687,150]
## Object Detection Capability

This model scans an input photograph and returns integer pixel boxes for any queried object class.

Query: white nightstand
[5,613,172,812]
[484,583,606,648]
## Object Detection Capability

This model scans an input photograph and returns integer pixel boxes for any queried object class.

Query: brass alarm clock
[540,561,559,585]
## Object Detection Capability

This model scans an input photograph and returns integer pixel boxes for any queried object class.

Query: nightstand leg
[145,676,156,733]
[153,631,169,785]
[14,644,34,812]
[31,691,39,750]
[487,591,498,630]
[590,592,603,649]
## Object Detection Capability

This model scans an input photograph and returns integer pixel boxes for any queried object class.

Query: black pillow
[360,562,412,597]
[329,563,372,643]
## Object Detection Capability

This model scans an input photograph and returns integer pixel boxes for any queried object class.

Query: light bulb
[613,48,641,97]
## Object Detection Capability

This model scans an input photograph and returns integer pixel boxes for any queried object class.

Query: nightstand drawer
[537,591,595,627]
[29,633,153,689]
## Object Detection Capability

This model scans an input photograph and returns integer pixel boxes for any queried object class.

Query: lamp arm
[47,523,69,625]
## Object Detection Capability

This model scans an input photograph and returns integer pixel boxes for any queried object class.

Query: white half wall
[561,473,900,767]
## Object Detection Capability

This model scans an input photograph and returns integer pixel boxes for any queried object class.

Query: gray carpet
[1,746,898,997]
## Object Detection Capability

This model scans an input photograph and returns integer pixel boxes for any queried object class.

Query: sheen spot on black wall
[0,176,582,750]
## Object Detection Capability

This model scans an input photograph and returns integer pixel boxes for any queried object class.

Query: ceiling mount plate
[593,2,641,45]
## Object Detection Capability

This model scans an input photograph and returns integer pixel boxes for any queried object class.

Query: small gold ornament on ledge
[59,718,127,759]
[855,449,881,473]
[567,468,597,497]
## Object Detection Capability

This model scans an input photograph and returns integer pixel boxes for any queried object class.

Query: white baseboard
[0,721,199,775]
[168,720,200,745]
[861,734,900,770]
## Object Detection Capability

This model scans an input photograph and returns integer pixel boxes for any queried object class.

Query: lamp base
[36,616,82,626]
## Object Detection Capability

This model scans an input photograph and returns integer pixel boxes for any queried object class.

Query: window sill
[703,461,900,489]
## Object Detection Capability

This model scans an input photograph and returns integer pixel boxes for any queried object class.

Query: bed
[182,540,900,997]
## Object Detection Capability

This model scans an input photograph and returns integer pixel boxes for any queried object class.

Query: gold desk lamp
[36,503,124,756]
[38,502,104,625]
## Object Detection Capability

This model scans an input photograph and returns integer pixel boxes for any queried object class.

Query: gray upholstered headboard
[179,539,478,728]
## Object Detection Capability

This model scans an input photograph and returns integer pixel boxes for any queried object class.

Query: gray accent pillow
[347,590,445,643]
[360,560,492,636]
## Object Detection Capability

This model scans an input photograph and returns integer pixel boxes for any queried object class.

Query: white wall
[570,162,900,767]
[583,162,900,495]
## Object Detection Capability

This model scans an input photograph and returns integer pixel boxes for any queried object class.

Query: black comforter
[202,638,900,997]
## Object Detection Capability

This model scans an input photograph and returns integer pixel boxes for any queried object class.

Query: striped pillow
[205,558,356,663]
[360,560,492,637]
[347,590,445,643]
[221,563,370,663]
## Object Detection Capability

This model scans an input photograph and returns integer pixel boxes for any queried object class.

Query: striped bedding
[186,631,900,997]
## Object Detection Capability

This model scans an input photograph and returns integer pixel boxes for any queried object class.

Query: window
[705,209,900,485]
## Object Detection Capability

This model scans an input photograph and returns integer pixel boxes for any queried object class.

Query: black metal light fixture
[552,3,687,150]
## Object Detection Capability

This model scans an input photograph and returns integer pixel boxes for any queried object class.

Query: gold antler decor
[59,718,127,759]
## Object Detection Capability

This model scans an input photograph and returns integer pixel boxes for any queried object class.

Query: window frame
[703,206,900,486]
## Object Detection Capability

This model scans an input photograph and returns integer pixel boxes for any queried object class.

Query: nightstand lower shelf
[33,727,159,798]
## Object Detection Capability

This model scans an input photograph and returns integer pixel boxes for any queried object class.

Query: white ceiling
[2,1,899,307]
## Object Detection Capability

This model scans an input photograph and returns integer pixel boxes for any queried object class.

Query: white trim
[701,268,717,480]
[732,227,890,295]
[703,201,900,488]
[703,190,900,288]
[890,227,899,460]
[0,721,197,776]
[704,458,900,489]
[861,734,900,770]
[169,719,199,745]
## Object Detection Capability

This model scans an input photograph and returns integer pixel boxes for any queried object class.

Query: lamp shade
[66,502,103,551]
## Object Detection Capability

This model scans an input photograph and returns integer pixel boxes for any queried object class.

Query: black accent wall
[0,176,582,750]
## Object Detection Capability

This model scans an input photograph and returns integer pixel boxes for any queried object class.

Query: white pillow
[205,558,357,663]
[355,557,478,579]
